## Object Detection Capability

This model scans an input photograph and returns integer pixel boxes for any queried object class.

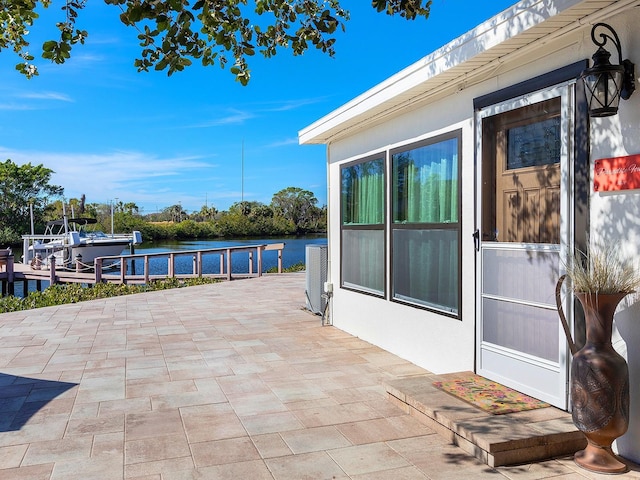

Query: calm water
[133,235,327,275]
[8,235,327,297]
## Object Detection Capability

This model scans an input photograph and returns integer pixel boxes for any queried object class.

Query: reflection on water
[135,236,327,275]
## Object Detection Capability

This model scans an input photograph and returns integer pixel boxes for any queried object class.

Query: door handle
[472,229,480,252]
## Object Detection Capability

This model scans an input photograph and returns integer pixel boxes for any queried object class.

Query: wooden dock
[0,243,285,296]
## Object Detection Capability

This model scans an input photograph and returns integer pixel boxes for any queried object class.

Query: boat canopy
[45,218,98,228]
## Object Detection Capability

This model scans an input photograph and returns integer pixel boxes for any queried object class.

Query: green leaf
[42,40,57,52]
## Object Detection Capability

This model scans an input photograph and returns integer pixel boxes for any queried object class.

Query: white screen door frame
[475,84,575,409]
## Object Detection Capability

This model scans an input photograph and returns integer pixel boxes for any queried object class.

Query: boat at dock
[22,217,142,270]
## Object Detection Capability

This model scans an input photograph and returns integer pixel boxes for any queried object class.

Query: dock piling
[49,255,57,285]
[2,243,287,293]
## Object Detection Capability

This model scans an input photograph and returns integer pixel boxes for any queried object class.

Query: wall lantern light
[581,23,635,117]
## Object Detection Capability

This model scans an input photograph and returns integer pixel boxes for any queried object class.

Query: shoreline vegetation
[0,262,306,314]
[0,161,319,311]
[0,164,327,246]
[2,201,327,246]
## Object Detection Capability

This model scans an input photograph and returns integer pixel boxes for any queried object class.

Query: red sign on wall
[594,154,640,192]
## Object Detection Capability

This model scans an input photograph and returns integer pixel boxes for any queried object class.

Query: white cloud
[264,97,327,112]
[0,90,73,110]
[184,97,326,129]
[188,109,256,128]
[0,147,215,209]
[19,92,74,102]
[0,103,37,111]
[263,137,298,148]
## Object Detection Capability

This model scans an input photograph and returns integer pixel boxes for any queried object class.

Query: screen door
[476,86,573,408]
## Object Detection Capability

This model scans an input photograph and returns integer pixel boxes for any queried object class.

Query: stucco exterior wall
[583,11,640,464]
[323,7,640,463]
[327,118,475,374]
[325,27,584,373]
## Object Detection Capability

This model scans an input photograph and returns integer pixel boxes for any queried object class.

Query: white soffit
[299,0,639,145]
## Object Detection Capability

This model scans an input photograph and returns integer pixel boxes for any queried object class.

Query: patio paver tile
[280,425,352,454]
[22,437,92,466]
[251,433,293,459]
[265,451,349,480]
[0,463,54,480]
[240,410,304,436]
[180,403,246,443]
[124,434,191,465]
[125,410,184,440]
[5,274,637,480]
[328,442,412,476]
[0,444,28,469]
[190,436,260,467]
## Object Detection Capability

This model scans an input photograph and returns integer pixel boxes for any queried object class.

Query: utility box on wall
[305,244,328,314]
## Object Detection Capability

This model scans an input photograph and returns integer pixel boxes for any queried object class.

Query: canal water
[7,235,327,298]
[135,235,327,275]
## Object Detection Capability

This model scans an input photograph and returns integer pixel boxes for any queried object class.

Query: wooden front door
[485,98,561,244]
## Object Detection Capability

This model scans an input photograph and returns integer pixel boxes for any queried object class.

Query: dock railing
[94,243,285,285]
[2,243,286,296]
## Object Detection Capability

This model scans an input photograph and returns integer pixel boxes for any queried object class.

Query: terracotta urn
[569,292,630,474]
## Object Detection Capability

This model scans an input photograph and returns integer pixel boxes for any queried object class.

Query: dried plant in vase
[563,246,640,295]
[556,244,639,474]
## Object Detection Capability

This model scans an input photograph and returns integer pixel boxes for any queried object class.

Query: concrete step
[384,373,586,468]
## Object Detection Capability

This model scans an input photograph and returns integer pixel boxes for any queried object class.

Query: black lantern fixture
[580,23,635,117]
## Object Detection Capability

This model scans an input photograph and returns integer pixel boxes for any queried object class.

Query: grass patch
[0,277,220,313]
[266,262,305,273]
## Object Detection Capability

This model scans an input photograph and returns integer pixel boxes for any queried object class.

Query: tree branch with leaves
[0,159,64,244]
[1,0,431,85]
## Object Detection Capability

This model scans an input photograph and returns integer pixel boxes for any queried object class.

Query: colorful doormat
[433,373,550,415]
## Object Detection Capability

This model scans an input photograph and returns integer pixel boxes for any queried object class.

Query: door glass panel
[482,97,561,244]
[507,117,561,169]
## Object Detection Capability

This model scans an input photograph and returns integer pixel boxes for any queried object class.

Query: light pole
[111,198,118,236]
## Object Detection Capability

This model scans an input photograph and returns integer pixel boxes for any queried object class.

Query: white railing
[94,243,285,284]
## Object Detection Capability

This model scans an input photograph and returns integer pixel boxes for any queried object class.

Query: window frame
[339,153,387,297]
[389,130,462,318]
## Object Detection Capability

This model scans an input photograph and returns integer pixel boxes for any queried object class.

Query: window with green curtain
[341,156,385,294]
[391,133,460,315]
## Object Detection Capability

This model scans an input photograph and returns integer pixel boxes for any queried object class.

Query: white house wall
[328,118,475,374]
[326,27,585,374]
[321,5,640,463]
[582,12,640,463]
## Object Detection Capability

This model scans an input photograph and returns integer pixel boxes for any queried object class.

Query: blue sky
[0,1,515,215]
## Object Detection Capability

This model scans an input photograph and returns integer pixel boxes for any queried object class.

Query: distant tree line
[0,160,326,246]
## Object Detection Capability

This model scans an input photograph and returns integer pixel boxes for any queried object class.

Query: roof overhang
[299,0,639,145]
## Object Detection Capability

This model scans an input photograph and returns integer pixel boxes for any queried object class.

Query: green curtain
[342,159,384,225]
[399,142,457,224]
[341,158,385,293]
[392,137,459,312]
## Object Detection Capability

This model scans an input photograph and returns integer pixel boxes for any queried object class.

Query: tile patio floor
[1,273,639,479]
